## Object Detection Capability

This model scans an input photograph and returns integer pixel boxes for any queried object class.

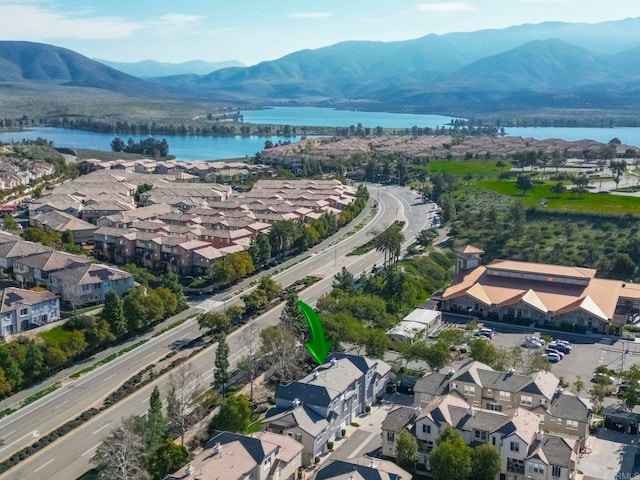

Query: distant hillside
[0,41,169,96]
[96,58,245,78]
[154,17,640,110]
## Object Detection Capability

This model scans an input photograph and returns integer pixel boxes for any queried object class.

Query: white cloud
[153,13,203,28]
[0,4,204,41]
[0,4,140,40]
[289,12,333,19]
[417,2,477,12]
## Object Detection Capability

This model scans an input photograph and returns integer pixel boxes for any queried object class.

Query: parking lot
[488,326,640,387]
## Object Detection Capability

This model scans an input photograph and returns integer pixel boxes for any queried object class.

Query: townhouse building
[263,353,390,466]
[49,263,134,307]
[0,287,60,336]
[14,250,91,288]
[166,430,303,480]
[413,361,591,448]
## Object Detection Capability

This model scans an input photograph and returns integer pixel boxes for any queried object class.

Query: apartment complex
[263,353,390,466]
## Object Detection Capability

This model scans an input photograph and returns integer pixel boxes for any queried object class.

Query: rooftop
[0,287,57,313]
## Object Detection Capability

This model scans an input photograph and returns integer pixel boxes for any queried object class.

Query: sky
[1,0,639,65]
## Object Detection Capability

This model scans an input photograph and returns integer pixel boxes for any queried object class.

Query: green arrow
[297,300,333,365]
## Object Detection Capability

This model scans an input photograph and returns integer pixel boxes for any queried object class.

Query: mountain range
[2,18,640,114]
[94,59,245,79]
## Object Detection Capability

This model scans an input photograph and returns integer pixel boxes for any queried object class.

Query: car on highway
[543,352,561,363]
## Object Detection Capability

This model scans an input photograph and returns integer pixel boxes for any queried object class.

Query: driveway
[579,428,640,480]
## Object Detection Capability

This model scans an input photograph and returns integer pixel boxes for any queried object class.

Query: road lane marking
[141,396,150,404]
[53,400,69,410]
[34,458,55,472]
[144,352,156,359]
[92,421,112,435]
[0,430,38,453]
[102,373,116,382]
[2,430,15,437]
[82,444,100,457]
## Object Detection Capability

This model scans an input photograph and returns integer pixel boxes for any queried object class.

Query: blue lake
[0,107,639,160]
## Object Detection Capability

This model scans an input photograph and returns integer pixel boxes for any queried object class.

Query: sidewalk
[0,198,375,413]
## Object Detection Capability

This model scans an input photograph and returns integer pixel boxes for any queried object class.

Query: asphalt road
[0,185,435,480]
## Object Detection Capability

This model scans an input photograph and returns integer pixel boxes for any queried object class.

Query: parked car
[554,339,573,350]
[543,352,561,363]
[548,341,571,353]
[479,328,494,337]
[591,373,616,384]
[545,347,565,359]
[521,339,542,349]
[522,336,545,347]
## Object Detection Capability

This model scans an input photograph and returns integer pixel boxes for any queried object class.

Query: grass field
[427,159,512,178]
[479,179,640,215]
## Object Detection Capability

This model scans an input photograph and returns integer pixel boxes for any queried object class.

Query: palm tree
[375,225,405,267]
[268,220,295,259]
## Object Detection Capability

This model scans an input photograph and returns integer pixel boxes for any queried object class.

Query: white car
[545,347,565,359]
[521,339,542,349]
[543,352,561,363]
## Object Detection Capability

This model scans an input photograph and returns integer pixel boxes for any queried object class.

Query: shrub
[327,441,334,451]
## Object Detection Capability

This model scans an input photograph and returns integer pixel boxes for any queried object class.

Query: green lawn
[426,159,512,178]
[480,179,640,215]
[40,326,73,345]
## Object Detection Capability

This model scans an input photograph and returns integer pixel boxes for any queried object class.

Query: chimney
[313,370,319,380]
[330,357,337,367]
[466,408,474,417]
[212,442,222,456]
[507,368,515,375]
[447,368,456,377]
[536,431,544,441]
[292,398,301,408]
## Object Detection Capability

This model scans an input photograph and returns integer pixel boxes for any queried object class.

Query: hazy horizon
[0,1,639,65]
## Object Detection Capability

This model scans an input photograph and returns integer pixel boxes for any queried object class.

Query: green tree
[155,287,178,316]
[3,214,18,232]
[515,174,534,195]
[396,429,419,471]
[214,335,230,395]
[160,270,185,309]
[622,383,640,411]
[469,338,498,366]
[415,228,436,248]
[280,293,307,344]
[0,345,23,391]
[103,290,127,338]
[211,251,255,285]
[210,394,252,433]
[148,439,189,480]
[257,275,282,301]
[0,367,12,397]
[437,329,466,350]
[167,363,201,446]
[248,233,272,268]
[226,305,244,324]
[470,444,502,480]
[430,426,472,480]
[61,229,74,245]
[242,289,268,313]
[332,267,356,295]
[197,312,230,338]
[550,182,566,198]
[24,341,46,381]
[139,386,166,453]
[123,288,148,332]
[365,329,388,358]
[423,342,451,372]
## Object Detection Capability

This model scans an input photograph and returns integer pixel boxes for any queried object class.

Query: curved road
[0,185,436,480]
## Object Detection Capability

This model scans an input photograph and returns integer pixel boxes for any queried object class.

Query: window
[499,391,511,400]
[487,403,503,412]
[528,463,545,474]
[474,430,488,441]
[422,424,431,434]
[464,385,476,396]
[552,465,562,477]
[294,433,302,443]
[387,432,395,442]
[538,414,545,424]
[486,389,493,396]
[19,308,28,316]
[510,441,520,452]
[520,395,533,406]
[566,420,579,430]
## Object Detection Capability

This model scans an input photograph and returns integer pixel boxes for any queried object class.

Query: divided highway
[0,185,436,480]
